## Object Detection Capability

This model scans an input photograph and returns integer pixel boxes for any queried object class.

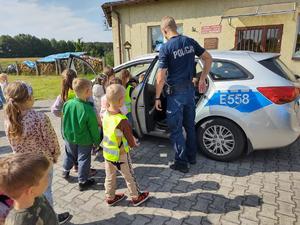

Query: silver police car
[69,51,300,161]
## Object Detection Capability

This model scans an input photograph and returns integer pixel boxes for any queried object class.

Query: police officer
[155,16,212,173]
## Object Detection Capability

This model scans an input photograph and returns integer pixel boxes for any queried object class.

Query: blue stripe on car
[205,90,272,113]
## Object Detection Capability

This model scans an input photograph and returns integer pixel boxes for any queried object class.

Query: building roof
[102,0,157,27]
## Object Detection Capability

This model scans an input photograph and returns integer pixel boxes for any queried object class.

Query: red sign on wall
[201,25,222,34]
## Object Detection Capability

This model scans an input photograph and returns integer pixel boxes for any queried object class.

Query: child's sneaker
[132,192,150,206]
[106,193,125,206]
[62,171,70,179]
[79,178,95,191]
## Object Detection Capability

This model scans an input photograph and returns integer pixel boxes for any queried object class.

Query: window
[259,57,296,81]
[210,61,249,80]
[294,16,300,58]
[235,25,283,53]
[149,24,183,52]
[116,62,151,78]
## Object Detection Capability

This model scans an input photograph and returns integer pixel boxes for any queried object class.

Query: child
[62,78,100,191]
[102,66,115,88]
[102,83,149,206]
[4,81,70,224]
[92,75,105,116]
[51,69,97,175]
[0,153,59,225]
[120,69,134,124]
[99,78,127,120]
[0,73,8,109]
[51,69,77,117]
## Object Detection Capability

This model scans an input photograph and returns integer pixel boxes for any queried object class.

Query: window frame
[292,14,300,60]
[208,59,254,81]
[148,24,183,53]
[234,24,283,53]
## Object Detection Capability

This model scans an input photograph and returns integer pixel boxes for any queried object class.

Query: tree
[0,34,113,58]
[74,38,84,52]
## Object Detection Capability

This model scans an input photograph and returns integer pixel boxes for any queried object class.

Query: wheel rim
[202,125,235,156]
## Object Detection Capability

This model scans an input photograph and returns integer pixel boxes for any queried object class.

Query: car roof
[115,51,279,68]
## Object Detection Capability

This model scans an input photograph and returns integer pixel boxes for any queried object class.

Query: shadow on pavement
[129,136,300,177]
[68,212,212,225]
[146,193,262,214]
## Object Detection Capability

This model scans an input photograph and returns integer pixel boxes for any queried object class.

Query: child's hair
[61,69,77,102]
[120,69,131,87]
[0,73,8,83]
[106,84,125,106]
[102,66,115,89]
[0,153,50,199]
[72,78,92,96]
[139,73,145,83]
[103,66,114,77]
[4,81,33,139]
[109,77,122,85]
[94,76,102,85]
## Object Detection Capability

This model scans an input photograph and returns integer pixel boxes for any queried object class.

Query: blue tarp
[23,60,36,69]
[37,52,85,63]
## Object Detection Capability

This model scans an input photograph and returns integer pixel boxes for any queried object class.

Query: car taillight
[257,86,300,104]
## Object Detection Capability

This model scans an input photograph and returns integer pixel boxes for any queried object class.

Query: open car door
[131,56,159,138]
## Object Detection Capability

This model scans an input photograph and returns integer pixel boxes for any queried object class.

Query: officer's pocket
[166,97,183,129]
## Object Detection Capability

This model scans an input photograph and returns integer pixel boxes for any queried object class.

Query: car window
[210,61,248,80]
[259,57,296,82]
[118,62,151,78]
[147,61,159,85]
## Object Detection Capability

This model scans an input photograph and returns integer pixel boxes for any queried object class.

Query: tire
[197,117,245,161]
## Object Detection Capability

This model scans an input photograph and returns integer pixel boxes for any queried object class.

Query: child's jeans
[63,141,92,183]
[105,151,140,199]
[44,166,54,206]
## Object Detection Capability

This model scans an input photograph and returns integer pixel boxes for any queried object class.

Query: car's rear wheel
[197,118,245,161]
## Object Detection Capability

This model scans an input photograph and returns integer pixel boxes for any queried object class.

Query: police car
[68,51,300,161]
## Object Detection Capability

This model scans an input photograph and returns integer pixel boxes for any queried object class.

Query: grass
[8,74,95,100]
[0,57,39,69]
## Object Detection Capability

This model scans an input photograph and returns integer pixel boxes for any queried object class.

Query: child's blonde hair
[106,84,125,106]
[0,73,8,83]
[120,69,131,87]
[72,78,92,96]
[0,153,50,199]
[4,81,33,138]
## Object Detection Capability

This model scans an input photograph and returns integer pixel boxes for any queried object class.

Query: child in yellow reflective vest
[101,83,149,206]
[120,69,134,125]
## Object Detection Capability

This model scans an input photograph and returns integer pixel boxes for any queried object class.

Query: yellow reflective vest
[67,89,76,100]
[125,85,132,113]
[101,112,129,162]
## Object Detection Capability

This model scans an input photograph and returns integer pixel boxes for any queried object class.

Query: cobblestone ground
[1,100,300,225]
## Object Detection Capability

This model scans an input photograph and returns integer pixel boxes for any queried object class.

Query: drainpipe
[112,7,122,65]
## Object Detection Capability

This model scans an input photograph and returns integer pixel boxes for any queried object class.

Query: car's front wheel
[197,118,245,161]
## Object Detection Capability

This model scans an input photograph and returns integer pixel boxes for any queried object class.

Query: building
[102,0,300,74]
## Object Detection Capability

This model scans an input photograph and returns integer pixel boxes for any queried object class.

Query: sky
[0,0,118,42]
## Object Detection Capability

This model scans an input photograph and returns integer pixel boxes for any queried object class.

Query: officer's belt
[168,80,193,92]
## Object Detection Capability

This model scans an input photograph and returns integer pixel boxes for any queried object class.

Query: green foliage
[0,34,113,58]
[104,51,114,66]
[8,74,96,100]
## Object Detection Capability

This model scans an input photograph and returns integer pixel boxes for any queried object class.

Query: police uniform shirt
[159,35,205,86]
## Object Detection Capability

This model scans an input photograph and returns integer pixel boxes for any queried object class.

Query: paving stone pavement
[1,100,300,225]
